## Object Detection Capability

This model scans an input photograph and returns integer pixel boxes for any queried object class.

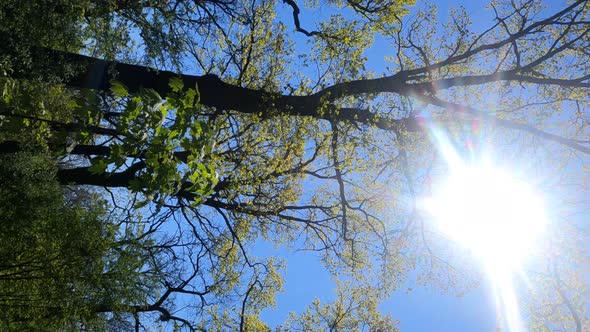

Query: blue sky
[116,0,582,329]
[258,239,498,330]
[258,0,574,330]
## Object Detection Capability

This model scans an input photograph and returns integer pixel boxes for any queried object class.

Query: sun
[418,124,550,331]
[425,165,547,270]
[424,164,548,332]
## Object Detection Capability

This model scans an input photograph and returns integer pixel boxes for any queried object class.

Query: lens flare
[427,165,546,268]
[422,124,548,332]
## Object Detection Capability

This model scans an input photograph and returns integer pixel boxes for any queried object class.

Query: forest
[0,0,589,331]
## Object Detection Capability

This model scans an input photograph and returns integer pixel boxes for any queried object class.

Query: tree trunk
[6,47,415,131]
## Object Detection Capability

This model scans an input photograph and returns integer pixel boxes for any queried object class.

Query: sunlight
[422,126,549,332]
[427,165,547,269]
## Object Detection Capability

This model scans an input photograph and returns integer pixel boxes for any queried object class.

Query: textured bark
[56,162,145,187]
[11,47,415,131]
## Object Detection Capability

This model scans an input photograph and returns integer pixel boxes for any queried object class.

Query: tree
[0,152,161,331]
[1,0,589,330]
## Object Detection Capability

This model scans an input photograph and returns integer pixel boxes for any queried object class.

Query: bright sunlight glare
[419,124,550,332]
[426,165,547,269]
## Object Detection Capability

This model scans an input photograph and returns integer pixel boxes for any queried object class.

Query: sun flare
[418,124,552,332]
[426,165,547,269]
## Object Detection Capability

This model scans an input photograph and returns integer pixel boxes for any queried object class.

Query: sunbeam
[422,125,548,331]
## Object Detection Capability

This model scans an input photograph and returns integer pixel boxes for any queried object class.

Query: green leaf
[110,80,128,98]
[143,88,162,103]
[182,89,197,108]
[89,159,108,175]
[134,199,150,209]
[128,179,143,192]
[169,77,184,93]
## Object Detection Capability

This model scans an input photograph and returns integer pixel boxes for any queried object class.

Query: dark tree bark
[10,47,417,131]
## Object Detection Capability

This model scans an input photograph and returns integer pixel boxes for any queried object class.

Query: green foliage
[93,79,218,207]
[280,282,397,331]
[0,77,81,150]
[2,0,589,330]
[0,0,87,83]
[0,152,157,331]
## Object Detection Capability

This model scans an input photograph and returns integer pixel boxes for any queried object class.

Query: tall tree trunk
[6,47,415,131]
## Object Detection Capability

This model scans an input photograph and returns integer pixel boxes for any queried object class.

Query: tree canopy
[1,0,589,330]
[0,152,162,331]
